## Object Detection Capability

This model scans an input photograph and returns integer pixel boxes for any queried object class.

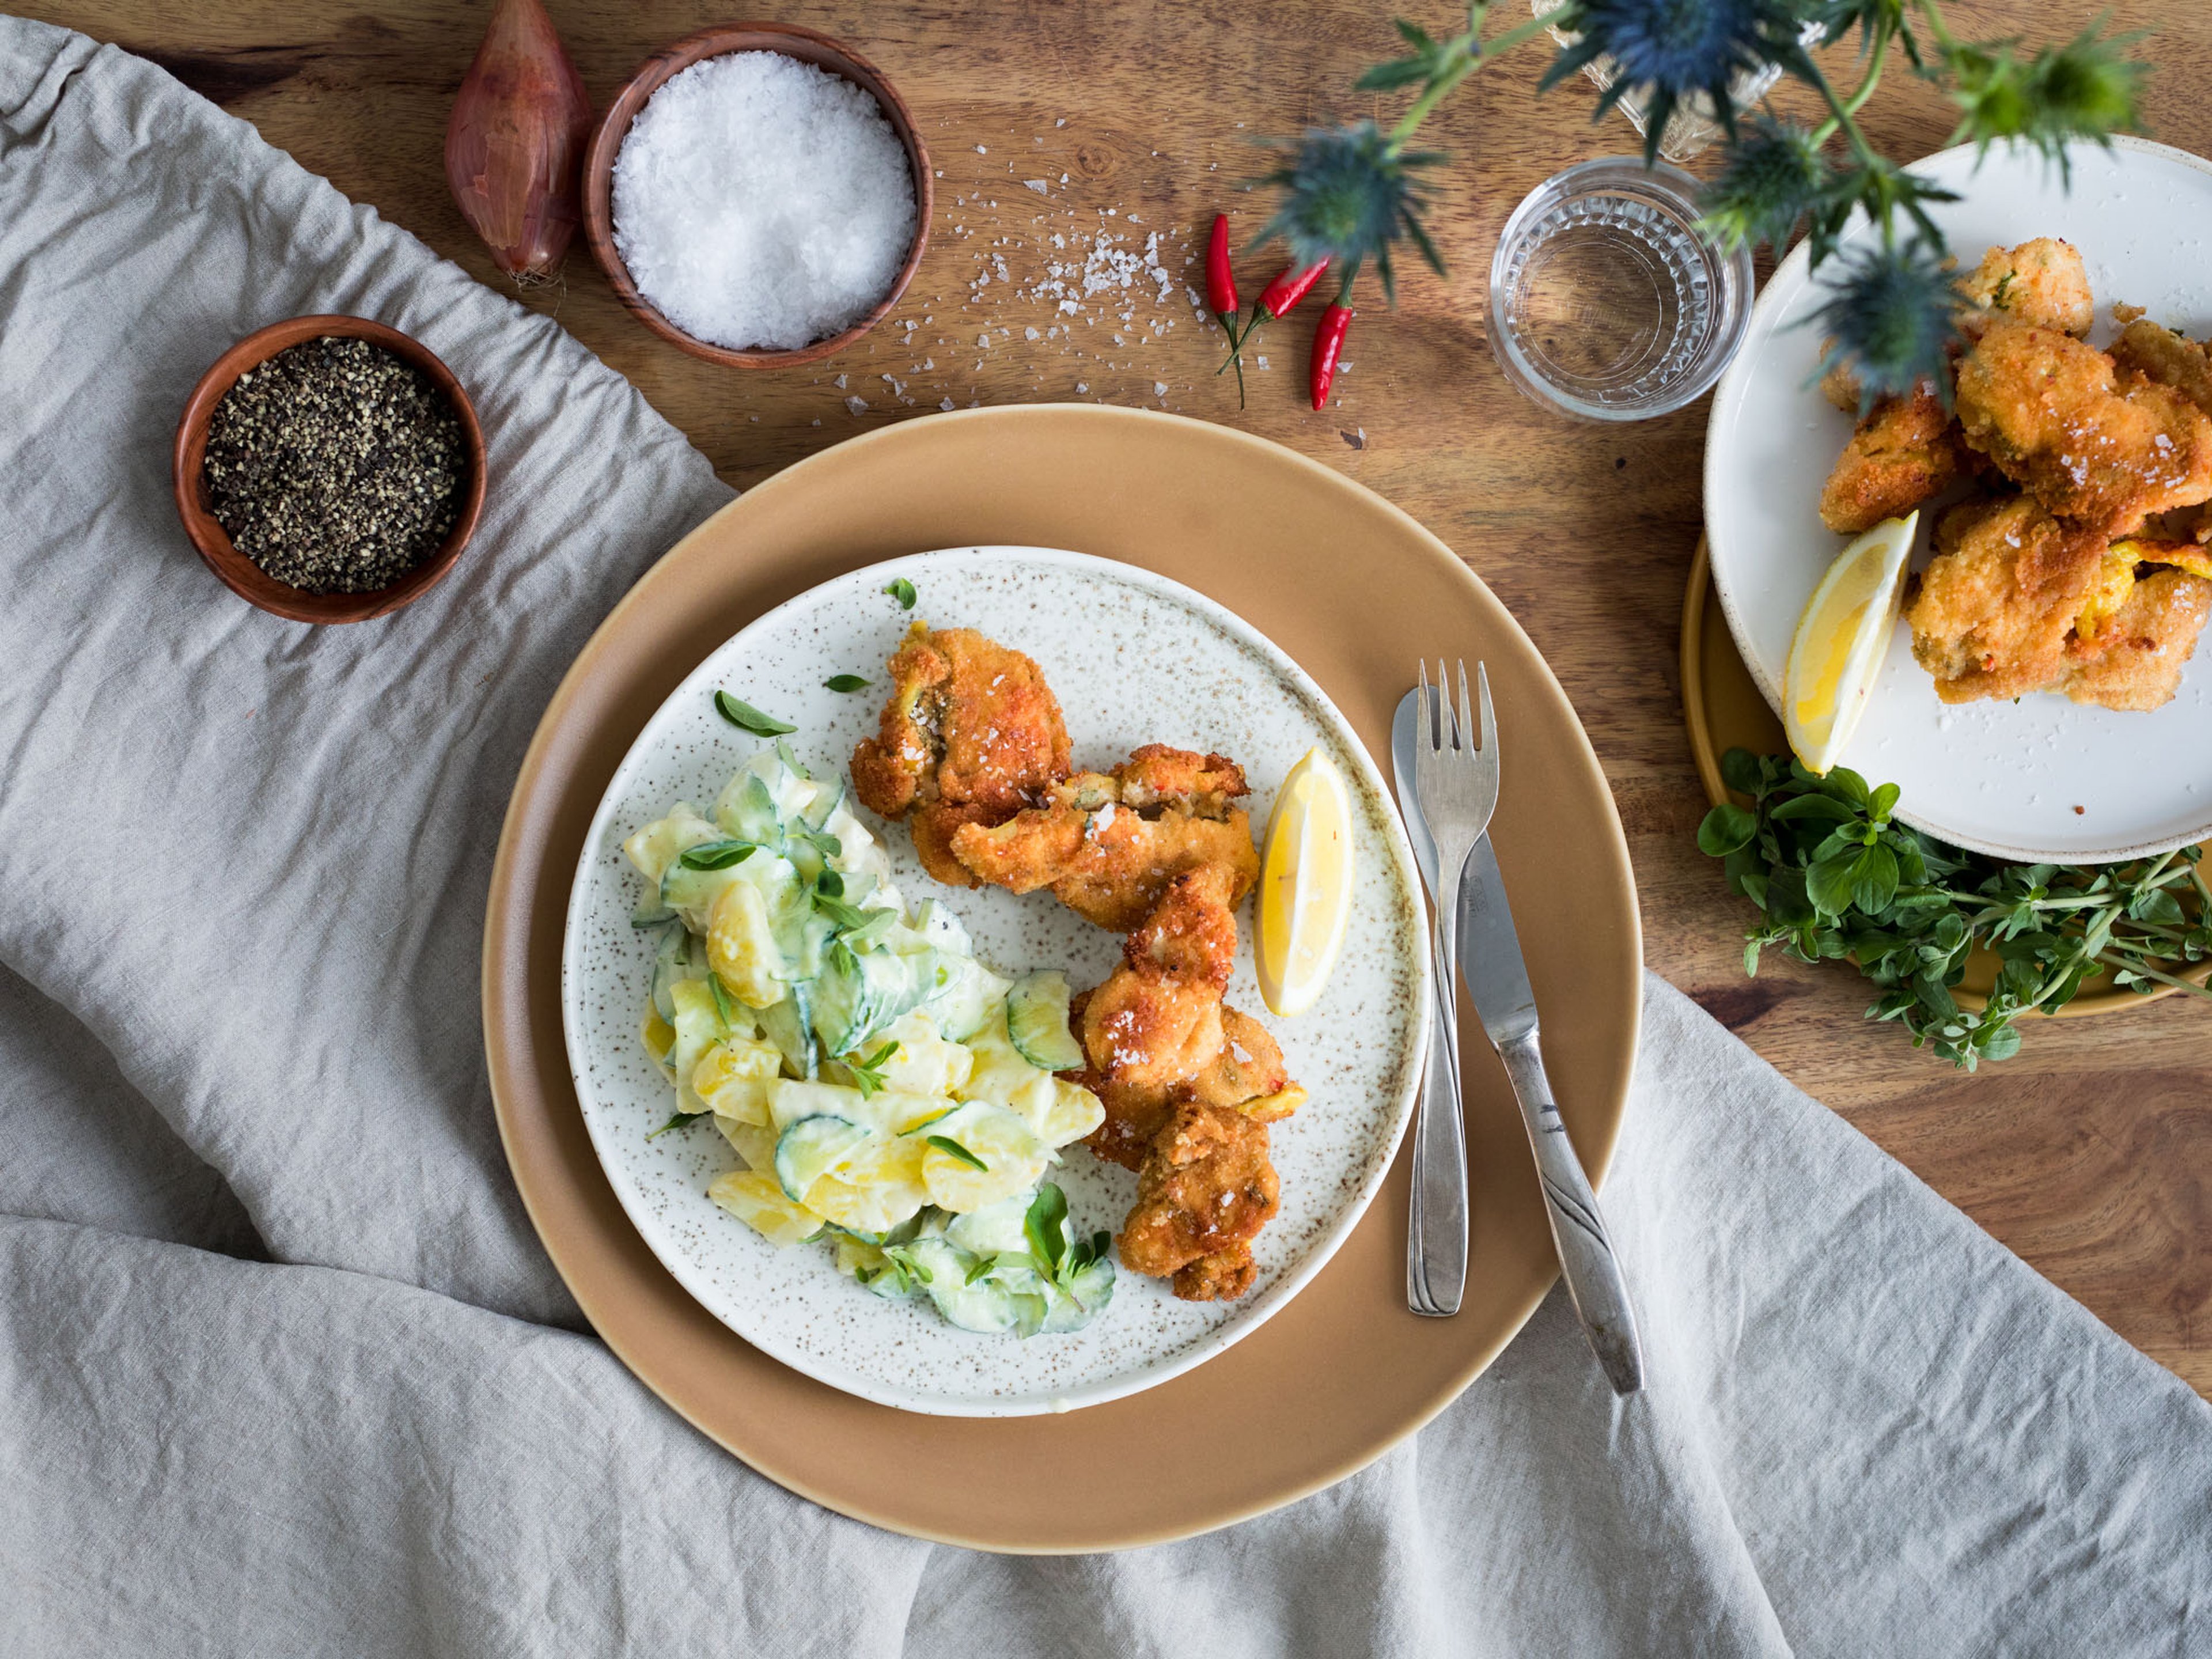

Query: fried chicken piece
[1068,865,1302,1301]
[1904,496,2109,703]
[2109,319,2212,423]
[949,744,1260,930]
[850,624,1071,887]
[1953,321,2212,532]
[2062,565,2212,711]
[1074,864,1236,1150]
[1819,382,1968,533]
[1957,238,2094,338]
[1118,1098,1279,1302]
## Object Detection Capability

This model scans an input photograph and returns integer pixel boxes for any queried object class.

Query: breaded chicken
[2109,319,2212,423]
[1069,864,1301,1301]
[1953,321,2212,532]
[1904,496,2108,702]
[1819,382,1968,533]
[1074,863,1237,1146]
[1118,1098,1279,1302]
[2063,563,2212,711]
[949,744,1261,930]
[1957,238,2095,338]
[850,624,1071,887]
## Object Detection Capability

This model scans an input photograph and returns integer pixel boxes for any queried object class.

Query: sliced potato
[707,1169,822,1248]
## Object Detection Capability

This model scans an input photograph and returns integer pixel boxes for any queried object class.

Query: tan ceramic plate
[1681,536,2210,1017]
[484,406,1642,1550]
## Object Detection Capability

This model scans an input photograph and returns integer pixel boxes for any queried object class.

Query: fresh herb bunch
[1698,750,2211,1068]
[1255,1,2149,404]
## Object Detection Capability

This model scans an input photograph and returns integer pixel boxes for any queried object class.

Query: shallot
[445,0,592,285]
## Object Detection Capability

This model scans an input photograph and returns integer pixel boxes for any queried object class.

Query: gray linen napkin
[2,19,2206,1657]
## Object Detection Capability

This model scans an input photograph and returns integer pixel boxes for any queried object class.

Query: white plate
[559,548,1428,1416]
[1704,136,2212,862]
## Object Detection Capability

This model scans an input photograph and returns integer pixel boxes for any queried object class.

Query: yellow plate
[1681,536,2209,1017]
[484,406,1642,1551]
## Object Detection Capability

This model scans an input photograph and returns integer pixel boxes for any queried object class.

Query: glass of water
[1487,158,1753,422]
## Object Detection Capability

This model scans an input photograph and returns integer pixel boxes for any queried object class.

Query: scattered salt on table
[611,52,915,351]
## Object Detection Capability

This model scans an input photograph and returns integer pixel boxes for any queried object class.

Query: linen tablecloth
[3,19,2206,1656]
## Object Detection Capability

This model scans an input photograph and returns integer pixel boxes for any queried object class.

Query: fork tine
[1476,662,1497,759]
[1455,661,1473,755]
[1418,660,1433,749]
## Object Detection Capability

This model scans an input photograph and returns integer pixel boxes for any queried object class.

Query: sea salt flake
[611,52,916,352]
[1023,180,1050,195]
[844,395,868,415]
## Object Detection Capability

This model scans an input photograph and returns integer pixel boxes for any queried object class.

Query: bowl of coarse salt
[582,22,931,368]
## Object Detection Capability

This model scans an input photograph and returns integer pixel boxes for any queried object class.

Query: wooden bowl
[581,22,933,368]
[172,315,487,625]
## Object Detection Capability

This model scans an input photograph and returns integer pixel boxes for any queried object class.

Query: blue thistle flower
[1253,122,1443,300]
[1700,119,1830,252]
[1541,0,1802,164]
[1808,238,1963,412]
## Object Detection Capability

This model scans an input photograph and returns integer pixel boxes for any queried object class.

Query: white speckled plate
[560,547,1427,1416]
[1705,136,2212,862]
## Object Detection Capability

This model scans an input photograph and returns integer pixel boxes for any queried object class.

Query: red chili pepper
[1205,214,1247,406]
[1205,214,1239,319]
[1216,257,1329,402]
[1255,260,1328,323]
[1310,300,1353,411]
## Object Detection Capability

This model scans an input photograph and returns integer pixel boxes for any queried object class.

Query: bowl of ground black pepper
[173,316,486,624]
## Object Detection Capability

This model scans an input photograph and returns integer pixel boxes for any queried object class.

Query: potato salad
[624,745,1116,1336]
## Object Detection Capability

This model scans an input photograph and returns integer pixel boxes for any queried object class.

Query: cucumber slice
[1006,972,1085,1071]
[772,1115,872,1203]
[757,982,817,1078]
[899,1238,1020,1333]
[715,768,788,849]
[647,922,703,1023]
[813,940,931,1059]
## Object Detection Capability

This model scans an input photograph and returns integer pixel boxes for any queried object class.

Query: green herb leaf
[817,868,846,899]
[677,839,756,871]
[927,1135,989,1172]
[774,738,810,780]
[1697,802,1758,857]
[1696,748,2210,1068]
[646,1109,708,1141]
[885,577,917,610]
[1024,1183,1070,1276]
[825,674,872,693]
[964,1255,996,1285]
[845,1040,901,1099]
[708,972,736,1028]
[714,691,796,737]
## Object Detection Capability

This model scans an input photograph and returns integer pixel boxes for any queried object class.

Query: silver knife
[1392,692,1645,1395]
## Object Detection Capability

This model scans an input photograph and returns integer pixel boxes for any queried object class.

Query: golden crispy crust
[1904,497,2107,703]
[849,624,1071,832]
[1118,1097,1279,1290]
[949,745,1260,931]
[1954,322,2212,533]
[2062,568,2212,711]
[2109,319,2212,423]
[1819,384,1968,534]
[1957,238,2094,338]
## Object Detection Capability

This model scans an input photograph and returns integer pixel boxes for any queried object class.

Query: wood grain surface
[26,0,2206,1393]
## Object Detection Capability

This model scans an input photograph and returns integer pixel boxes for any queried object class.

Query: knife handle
[1406,912,1469,1317]
[1497,1028,1644,1395]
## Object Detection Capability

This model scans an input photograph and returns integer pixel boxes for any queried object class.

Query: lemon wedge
[1255,747,1355,1016]
[1783,513,1917,775]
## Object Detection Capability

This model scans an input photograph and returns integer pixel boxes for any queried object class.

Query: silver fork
[1406,661,1498,1316]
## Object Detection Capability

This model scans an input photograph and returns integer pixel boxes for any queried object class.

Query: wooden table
[31,0,2207,1393]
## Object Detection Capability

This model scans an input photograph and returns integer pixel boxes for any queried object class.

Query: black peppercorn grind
[200,336,469,596]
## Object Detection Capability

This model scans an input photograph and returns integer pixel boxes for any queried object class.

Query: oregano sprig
[1698,750,2210,1069]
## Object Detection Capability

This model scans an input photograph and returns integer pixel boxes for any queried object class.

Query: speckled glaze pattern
[561,548,1427,1416]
